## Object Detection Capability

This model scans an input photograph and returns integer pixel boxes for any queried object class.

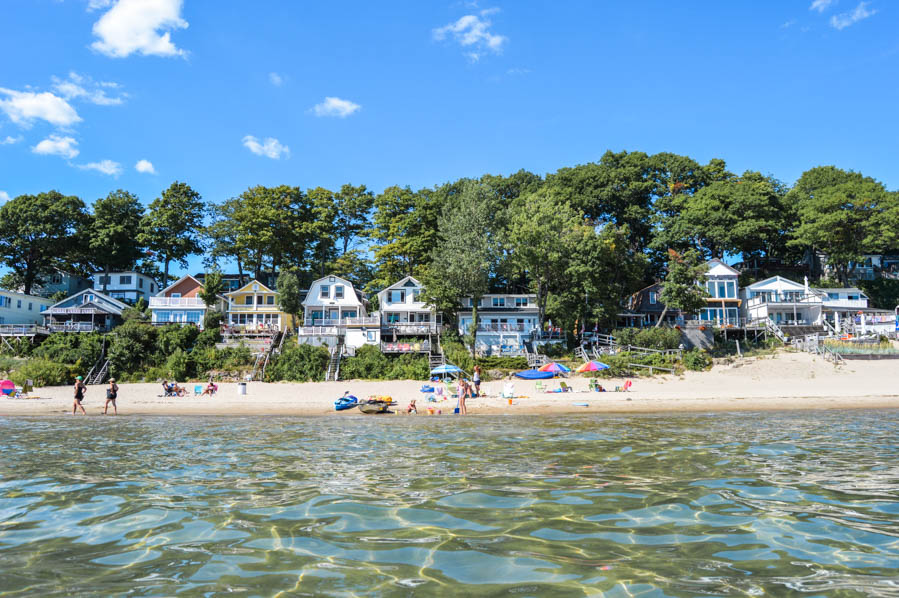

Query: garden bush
[33,332,105,366]
[683,349,712,371]
[340,345,430,380]
[11,359,76,387]
[612,327,682,350]
[266,344,329,382]
[108,321,158,377]
[476,355,528,370]
[155,324,199,359]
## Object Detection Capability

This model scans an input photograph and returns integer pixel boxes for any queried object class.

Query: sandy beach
[2,352,897,417]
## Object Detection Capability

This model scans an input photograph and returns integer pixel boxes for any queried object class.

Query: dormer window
[320,285,330,299]
[335,285,344,299]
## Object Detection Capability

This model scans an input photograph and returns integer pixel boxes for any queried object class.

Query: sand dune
[2,352,897,417]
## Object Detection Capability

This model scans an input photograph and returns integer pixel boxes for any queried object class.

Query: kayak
[358,399,392,414]
[334,395,359,411]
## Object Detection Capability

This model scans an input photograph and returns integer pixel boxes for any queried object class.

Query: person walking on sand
[458,380,469,415]
[103,378,119,415]
[473,365,482,397]
[72,376,87,415]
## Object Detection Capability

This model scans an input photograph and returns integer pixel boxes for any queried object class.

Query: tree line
[2,150,897,332]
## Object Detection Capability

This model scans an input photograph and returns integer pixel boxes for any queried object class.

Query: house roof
[814,287,865,294]
[157,274,204,296]
[225,280,276,296]
[309,274,356,289]
[45,288,130,312]
[745,275,806,290]
[380,276,421,293]
[706,259,740,276]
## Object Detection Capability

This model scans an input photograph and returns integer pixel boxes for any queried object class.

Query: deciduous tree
[138,182,205,283]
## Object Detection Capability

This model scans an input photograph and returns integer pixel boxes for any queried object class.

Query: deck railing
[148,297,206,307]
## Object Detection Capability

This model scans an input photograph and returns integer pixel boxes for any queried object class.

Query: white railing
[149,297,206,307]
[229,304,281,312]
[298,326,339,336]
[48,322,104,333]
[382,322,440,334]
[0,324,49,335]
[302,317,378,327]
[747,295,823,308]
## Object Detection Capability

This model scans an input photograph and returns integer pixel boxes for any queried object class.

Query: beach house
[41,289,129,332]
[0,291,53,326]
[91,271,158,305]
[224,280,291,333]
[742,276,823,326]
[457,293,540,355]
[149,275,225,328]
[377,276,441,353]
[29,271,91,298]
[698,259,742,325]
[297,275,378,350]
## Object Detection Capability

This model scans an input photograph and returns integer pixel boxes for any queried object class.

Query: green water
[1,413,898,597]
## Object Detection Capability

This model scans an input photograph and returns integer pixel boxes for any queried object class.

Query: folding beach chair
[535,380,546,393]
[559,381,573,393]
[194,385,203,396]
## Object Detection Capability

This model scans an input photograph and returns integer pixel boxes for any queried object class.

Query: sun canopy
[430,364,463,375]
[538,362,571,373]
[514,369,555,380]
[576,361,610,373]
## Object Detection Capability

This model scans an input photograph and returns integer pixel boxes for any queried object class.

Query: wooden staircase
[251,330,284,381]
[85,338,110,384]
[429,335,446,369]
[325,337,345,381]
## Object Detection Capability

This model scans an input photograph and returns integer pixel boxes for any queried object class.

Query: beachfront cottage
[698,259,742,325]
[377,276,441,354]
[457,293,540,356]
[0,291,53,326]
[149,275,225,329]
[297,275,378,350]
[42,288,129,332]
[91,271,158,305]
[225,280,292,333]
[621,283,678,327]
[742,276,823,326]
[28,271,91,299]
[195,271,278,294]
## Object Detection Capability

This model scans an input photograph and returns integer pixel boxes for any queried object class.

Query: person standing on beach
[473,365,482,397]
[72,376,87,415]
[103,378,119,415]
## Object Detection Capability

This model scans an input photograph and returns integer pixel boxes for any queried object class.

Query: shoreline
[2,352,898,417]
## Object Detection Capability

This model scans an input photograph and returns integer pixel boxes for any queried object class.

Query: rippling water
[1,412,898,597]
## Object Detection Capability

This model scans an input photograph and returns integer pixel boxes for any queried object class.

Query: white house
[0,290,53,326]
[149,275,225,329]
[377,276,441,353]
[457,293,540,355]
[298,275,378,350]
[742,276,823,326]
[91,271,158,305]
[698,259,742,325]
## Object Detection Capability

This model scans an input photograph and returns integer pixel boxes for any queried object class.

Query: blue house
[42,289,129,332]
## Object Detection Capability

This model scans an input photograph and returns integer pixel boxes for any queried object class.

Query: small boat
[334,394,359,411]
[358,398,392,414]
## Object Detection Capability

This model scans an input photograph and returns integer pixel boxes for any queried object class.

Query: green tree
[656,249,709,326]
[138,181,205,283]
[0,191,90,294]
[425,181,497,355]
[276,268,303,330]
[90,190,145,291]
[198,270,224,308]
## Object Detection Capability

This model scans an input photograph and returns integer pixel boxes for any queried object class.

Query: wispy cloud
[32,135,79,159]
[91,0,188,58]
[135,159,156,174]
[87,0,114,11]
[810,0,836,12]
[507,67,531,75]
[0,191,10,203]
[78,159,123,176]
[781,19,797,29]
[830,1,876,29]
[312,97,361,118]
[0,135,23,145]
[269,72,284,87]
[433,9,507,62]
[242,135,290,159]
[0,88,81,128]
[52,72,126,106]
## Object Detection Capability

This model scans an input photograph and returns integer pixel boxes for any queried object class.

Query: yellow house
[225,280,294,332]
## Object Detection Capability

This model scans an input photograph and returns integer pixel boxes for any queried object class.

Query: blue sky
[1,0,897,277]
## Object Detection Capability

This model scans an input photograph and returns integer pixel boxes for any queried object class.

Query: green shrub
[11,359,76,387]
[266,344,328,382]
[0,355,24,376]
[537,343,569,358]
[155,324,199,359]
[164,348,194,380]
[613,327,682,350]
[476,356,528,370]
[203,309,224,330]
[683,349,712,371]
[442,340,474,374]
[194,328,222,350]
[340,345,430,380]
[33,332,105,366]
[108,321,158,376]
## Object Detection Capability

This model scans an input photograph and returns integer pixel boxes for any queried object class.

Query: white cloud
[831,2,876,29]
[781,19,797,29]
[312,97,361,118]
[810,0,836,12]
[91,0,188,58]
[269,72,283,86]
[1,135,23,145]
[507,67,531,75]
[0,191,10,203]
[78,159,123,176]
[242,135,289,159]
[32,135,79,159]
[0,88,81,128]
[433,9,507,59]
[135,159,156,174]
[52,72,126,106]
[88,0,114,10]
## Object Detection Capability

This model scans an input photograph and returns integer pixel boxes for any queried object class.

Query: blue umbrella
[430,364,462,375]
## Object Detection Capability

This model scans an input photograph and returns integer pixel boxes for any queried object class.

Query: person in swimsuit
[73,376,87,415]
[473,365,482,396]
[104,378,118,415]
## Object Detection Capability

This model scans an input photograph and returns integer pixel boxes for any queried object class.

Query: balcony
[381,340,430,353]
[149,297,206,308]
[381,321,440,334]
[229,303,281,312]
[747,295,822,308]
[302,317,379,327]
[297,326,340,336]
[822,299,868,309]
[472,323,532,333]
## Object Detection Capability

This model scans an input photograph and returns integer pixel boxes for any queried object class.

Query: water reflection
[0,412,898,596]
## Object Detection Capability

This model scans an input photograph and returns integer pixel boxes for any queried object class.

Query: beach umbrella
[538,362,571,374]
[0,379,14,395]
[430,364,462,375]
[576,360,610,373]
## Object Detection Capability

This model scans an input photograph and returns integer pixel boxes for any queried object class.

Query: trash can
[238,382,247,396]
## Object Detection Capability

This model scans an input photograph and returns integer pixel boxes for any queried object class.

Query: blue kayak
[334,395,359,411]
[514,370,555,380]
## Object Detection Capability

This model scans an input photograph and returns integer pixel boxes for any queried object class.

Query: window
[718,282,726,298]
[726,281,735,298]
[389,290,405,303]
[84,294,95,303]
[320,285,330,299]
[171,293,181,298]
[828,293,839,300]
[156,310,170,322]
[151,283,155,292]
[492,297,506,307]
[0,297,9,308]
[186,311,201,323]
[28,302,32,311]
[649,292,657,305]
[387,313,400,323]
[413,289,422,301]
[367,330,378,342]
[16,300,21,309]
[98,275,111,285]
[51,274,62,284]
[267,296,274,305]
[515,297,528,307]
[848,294,859,301]
[335,285,345,299]
[343,310,357,319]
[119,275,132,285]
[139,278,144,288]
[256,295,264,304]
[245,296,253,305]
